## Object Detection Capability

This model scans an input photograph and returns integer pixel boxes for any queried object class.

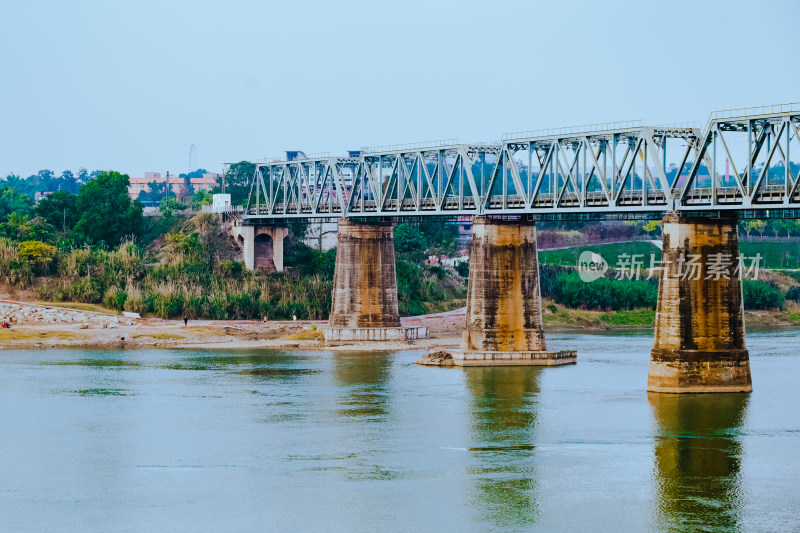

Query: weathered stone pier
[324,219,427,342]
[453,217,575,366]
[648,213,752,393]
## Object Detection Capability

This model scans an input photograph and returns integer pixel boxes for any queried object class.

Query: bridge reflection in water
[464,366,542,528]
[649,393,749,531]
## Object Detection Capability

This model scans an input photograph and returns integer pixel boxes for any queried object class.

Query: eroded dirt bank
[0,299,463,351]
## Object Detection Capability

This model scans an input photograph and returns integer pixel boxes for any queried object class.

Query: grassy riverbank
[539,239,800,271]
[541,299,800,330]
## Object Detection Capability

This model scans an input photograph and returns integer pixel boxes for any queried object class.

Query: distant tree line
[2,168,104,197]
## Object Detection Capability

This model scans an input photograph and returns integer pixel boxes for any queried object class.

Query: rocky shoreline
[0,300,138,328]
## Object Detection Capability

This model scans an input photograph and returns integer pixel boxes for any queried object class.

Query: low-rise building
[127,172,219,199]
[190,173,219,192]
[34,191,54,204]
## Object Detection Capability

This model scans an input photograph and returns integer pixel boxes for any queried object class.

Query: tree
[747,219,767,238]
[0,187,34,220]
[36,190,79,231]
[0,212,30,240]
[771,219,796,238]
[0,213,54,243]
[2,175,36,197]
[17,240,57,273]
[18,217,55,243]
[289,219,309,241]
[419,220,459,256]
[643,220,662,236]
[75,171,143,246]
[33,169,57,192]
[394,223,428,263]
[159,197,187,215]
[138,180,166,204]
[58,170,79,194]
[190,190,213,209]
[222,161,255,205]
[178,169,208,203]
[744,220,765,238]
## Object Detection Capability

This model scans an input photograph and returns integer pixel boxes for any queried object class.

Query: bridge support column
[233,224,288,273]
[648,213,751,393]
[453,217,575,366]
[324,219,427,342]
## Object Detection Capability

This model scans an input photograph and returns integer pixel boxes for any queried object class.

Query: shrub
[183,296,208,319]
[17,240,57,274]
[207,293,228,320]
[68,277,102,303]
[546,269,658,311]
[743,280,784,310]
[6,260,33,287]
[786,286,800,302]
[0,238,19,282]
[148,283,186,318]
[103,286,128,311]
[214,259,244,279]
[428,265,446,280]
[123,286,145,315]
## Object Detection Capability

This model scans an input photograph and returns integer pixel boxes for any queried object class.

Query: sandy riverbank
[0,322,465,351]
[1,299,796,351]
[0,299,465,351]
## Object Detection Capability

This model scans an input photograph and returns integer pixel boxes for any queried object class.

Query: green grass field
[539,241,661,269]
[539,240,800,271]
[739,241,800,270]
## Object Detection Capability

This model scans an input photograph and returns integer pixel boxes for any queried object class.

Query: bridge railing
[709,102,800,121]
[502,120,643,141]
[362,139,459,154]
[257,152,333,164]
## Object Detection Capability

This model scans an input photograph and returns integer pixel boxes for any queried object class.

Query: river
[0,331,798,532]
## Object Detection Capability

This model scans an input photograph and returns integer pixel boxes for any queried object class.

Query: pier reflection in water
[649,393,749,531]
[332,352,392,421]
[464,367,541,529]
[1,331,799,531]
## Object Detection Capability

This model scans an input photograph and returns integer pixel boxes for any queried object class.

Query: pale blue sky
[1,0,797,178]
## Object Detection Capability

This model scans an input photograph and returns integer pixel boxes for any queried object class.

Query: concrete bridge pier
[453,216,576,366]
[324,219,427,342]
[648,213,752,393]
[232,224,288,272]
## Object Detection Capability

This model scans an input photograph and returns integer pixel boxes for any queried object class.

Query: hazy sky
[1,0,798,178]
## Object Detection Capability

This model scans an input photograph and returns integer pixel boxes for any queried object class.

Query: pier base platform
[451,349,576,366]
[323,326,428,343]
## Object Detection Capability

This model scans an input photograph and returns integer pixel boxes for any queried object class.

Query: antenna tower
[188,144,197,174]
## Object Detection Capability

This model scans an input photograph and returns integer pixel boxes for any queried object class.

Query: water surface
[0,331,798,531]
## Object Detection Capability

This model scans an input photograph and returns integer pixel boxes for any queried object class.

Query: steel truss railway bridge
[231,103,799,394]
[241,103,800,221]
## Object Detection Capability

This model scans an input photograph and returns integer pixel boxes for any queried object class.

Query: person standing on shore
[183,316,188,326]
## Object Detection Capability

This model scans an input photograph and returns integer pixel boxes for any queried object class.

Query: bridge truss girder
[244,106,800,220]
